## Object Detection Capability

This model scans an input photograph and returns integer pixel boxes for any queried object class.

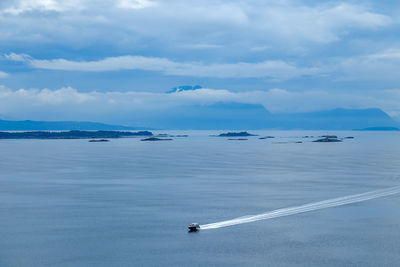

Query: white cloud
[0,71,8,78]
[368,49,400,60]
[0,1,396,100]
[6,53,320,80]
[0,1,391,52]
[252,3,391,44]
[2,0,82,14]
[180,43,223,50]
[333,48,400,81]
[4,53,31,62]
[11,46,400,82]
[250,46,271,52]
[117,0,157,9]
[0,86,399,123]
[7,45,400,82]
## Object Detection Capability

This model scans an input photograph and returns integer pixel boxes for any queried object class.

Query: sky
[0,0,399,124]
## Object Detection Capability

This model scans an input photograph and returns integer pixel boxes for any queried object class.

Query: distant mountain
[0,120,143,131]
[2,107,397,131]
[272,108,399,130]
[354,126,399,131]
[150,102,272,129]
[148,104,399,130]
[167,85,203,93]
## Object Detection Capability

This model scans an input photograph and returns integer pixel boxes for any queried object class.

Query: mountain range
[0,120,139,131]
[145,101,399,130]
[0,103,398,130]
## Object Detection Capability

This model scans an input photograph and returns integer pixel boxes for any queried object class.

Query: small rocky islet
[141,137,173,141]
[215,131,258,137]
[88,139,110,142]
[312,135,342,142]
[259,136,275,139]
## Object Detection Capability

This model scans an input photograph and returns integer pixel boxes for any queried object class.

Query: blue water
[1,131,400,266]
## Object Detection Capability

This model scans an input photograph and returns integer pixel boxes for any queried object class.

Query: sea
[0,131,399,266]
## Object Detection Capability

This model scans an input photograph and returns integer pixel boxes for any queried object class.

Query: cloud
[4,53,31,62]
[6,53,319,80]
[117,0,157,9]
[333,48,400,81]
[2,0,82,14]
[0,1,396,97]
[0,86,399,123]
[0,71,8,78]
[10,46,400,82]
[180,43,223,50]
[368,49,400,60]
[0,1,391,52]
[252,2,391,44]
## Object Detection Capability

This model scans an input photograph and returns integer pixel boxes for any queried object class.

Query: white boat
[188,223,200,232]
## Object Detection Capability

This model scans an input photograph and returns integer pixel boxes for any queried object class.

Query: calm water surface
[0,131,400,266]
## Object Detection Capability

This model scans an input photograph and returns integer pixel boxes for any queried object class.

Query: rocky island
[313,136,342,142]
[259,136,274,139]
[141,137,173,141]
[217,131,257,137]
[0,130,153,139]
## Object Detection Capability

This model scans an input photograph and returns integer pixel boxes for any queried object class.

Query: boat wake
[200,186,400,230]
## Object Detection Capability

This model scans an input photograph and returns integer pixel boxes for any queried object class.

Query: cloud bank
[1,86,399,124]
[0,1,391,52]
[5,53,319,80]
[8,49,400,82]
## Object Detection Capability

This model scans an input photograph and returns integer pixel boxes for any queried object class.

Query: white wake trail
[200,186,400,230]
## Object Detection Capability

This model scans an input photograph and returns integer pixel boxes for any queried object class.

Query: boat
[188,223,200,232]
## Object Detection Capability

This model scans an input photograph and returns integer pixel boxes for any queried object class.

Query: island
[217,131,257,137]
[89,139,110,142]
[141,137,173,141]
[0,130,153,139]
[259,136,274,139]
[321,135,338,138]
[313,136,342,142]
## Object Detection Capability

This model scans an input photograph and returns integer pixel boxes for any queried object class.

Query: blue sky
[0,0,399,124]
